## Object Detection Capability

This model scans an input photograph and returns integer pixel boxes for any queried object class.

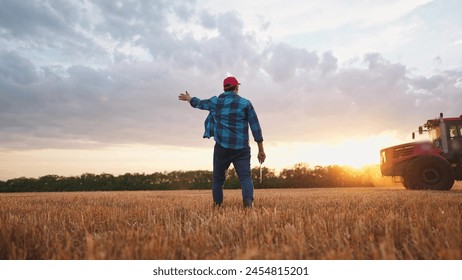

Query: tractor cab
[415,113,462,160]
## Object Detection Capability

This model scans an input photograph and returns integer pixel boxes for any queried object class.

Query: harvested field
[1,185,461,260]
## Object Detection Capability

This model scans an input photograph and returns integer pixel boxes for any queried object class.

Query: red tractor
[380,113,462,190]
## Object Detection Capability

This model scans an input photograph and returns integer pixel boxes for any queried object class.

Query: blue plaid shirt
[190,91,263,149]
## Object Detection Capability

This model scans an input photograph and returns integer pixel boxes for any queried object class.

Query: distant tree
[223,168,239,189]
[279,163,317,188]
[0,163,380,193]
[252,166,279,188]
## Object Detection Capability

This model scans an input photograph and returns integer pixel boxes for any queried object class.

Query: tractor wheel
[401,177,411,190]
[403,156,455,190]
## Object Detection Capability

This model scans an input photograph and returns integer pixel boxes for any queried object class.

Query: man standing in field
[178,76,266,208]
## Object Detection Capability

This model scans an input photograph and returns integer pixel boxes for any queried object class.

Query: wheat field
[1,185,461,260]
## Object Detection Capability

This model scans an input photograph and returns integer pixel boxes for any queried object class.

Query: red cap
[223,76,241,89]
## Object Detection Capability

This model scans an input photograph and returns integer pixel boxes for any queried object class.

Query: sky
[0,0,461,180]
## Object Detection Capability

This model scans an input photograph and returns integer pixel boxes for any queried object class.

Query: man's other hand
[258,151,266,164]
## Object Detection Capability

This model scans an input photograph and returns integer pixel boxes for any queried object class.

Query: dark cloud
[0,0,90,54]
[0,51,37,84]
[93,1,169,40]
[0,0,72,39]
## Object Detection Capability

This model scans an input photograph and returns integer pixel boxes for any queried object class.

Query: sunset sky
[1,0,461,180]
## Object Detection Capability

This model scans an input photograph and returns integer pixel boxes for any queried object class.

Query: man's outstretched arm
[178,91,215,110]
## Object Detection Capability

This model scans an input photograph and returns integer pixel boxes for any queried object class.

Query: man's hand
[178,91,192,102]
[257,142,266,163]
[258,151,266,164]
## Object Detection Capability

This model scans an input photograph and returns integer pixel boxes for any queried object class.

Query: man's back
[215,91,254,149]
[191,91,263,149]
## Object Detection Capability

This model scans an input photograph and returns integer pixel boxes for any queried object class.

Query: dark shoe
[243,199,253,208]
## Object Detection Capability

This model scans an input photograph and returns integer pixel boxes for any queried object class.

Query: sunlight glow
[266,133,402,170]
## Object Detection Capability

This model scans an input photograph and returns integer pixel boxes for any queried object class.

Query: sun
[265,133,400,170]
[327,137,387,168]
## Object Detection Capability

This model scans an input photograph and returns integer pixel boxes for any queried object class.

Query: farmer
[178,76,266,208]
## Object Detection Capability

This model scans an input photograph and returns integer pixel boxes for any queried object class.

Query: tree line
[0,163,382,193]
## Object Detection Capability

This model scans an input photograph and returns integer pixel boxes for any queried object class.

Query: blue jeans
[212,143,253,206]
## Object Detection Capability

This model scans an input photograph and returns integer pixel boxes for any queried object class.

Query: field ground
[1,183,461,260]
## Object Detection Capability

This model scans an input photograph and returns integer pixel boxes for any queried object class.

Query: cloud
[0,0,76,39]
[0,0,461,153]
[319,51,338,74]
[0,51,38,84]
[264,43,319,82]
